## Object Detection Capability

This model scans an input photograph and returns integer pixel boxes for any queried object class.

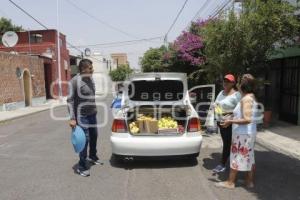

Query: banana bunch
[158,117,178,129]
[129,122,139,134]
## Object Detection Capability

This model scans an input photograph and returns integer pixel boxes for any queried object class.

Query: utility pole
[56,0,63,101]
[164,35,168,50]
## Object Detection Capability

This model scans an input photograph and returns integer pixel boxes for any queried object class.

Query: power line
[183,0,211,31]
[8,0,78,51]
[164,0,189,42]
[197,0,227,18]
[211,0,233,18]
[7,0,103,61]
[8,0,48,29]
[206,1,223,17]
[191,0,211,22]
[69,36,163,48]
[64,0,139,40]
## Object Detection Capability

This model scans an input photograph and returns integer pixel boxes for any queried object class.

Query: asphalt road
[0,97,299,200]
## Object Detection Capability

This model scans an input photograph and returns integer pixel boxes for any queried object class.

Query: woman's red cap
[224,74,235,83]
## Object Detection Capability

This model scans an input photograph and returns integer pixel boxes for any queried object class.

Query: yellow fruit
[215,105,223,115]
[129,121,139,134]
[158,117,178,129]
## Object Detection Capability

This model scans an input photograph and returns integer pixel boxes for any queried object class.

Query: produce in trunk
[158,117,178,129]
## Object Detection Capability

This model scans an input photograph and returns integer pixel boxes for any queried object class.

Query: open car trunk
[127,105,189,136]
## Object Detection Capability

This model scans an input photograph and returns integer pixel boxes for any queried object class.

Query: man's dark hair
[78,59,93,73]
[240,74,256,94]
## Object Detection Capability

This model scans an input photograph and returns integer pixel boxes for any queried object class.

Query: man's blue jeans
[78,114,98,166]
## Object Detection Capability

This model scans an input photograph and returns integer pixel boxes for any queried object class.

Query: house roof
[269,46,300,60]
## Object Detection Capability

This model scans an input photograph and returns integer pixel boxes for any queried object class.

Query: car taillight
[187,118,201,132]
[112,119,127,133]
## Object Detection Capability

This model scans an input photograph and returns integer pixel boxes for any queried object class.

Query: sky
[0,0,230,69]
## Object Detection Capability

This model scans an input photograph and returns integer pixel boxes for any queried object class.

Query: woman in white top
[216,74,257,189]
[213,74,241,173]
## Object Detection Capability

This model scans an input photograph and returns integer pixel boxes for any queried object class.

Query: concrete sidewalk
[256,128,300,160]
[0,99,66,123]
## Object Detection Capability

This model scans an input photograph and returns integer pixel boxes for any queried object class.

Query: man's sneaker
[212,164,226,173]
[77,165,90,177]
[88,155,103,165]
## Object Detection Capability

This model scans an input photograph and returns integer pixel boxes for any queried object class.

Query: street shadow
[72,163,80,175]
[202,150,300,200]
[202,152,229,181]
[72,161,102,175]
[109,155,198,170]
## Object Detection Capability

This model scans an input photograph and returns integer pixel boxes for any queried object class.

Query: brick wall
[0,52,45,105]
[0,29,71,98]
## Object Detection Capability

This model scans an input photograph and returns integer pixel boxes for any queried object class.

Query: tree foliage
[141,0,300,86]
[203,0,300,79]
[0,17,23,34]
[109,64,133,82]
[140,46,170,72]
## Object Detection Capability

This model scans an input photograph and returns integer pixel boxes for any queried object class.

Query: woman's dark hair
[240,74,256,94]
[78,59,93,73]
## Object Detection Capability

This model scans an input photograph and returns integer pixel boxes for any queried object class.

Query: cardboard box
[137,119,158,133]
[145,120,158,133]
[137,119,145,132]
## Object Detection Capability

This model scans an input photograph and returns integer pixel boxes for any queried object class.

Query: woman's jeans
[78,114,98,166]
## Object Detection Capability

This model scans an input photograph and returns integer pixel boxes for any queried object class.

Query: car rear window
[128,80,184,101]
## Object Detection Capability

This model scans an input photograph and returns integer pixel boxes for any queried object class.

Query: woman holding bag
[213,74,241,173]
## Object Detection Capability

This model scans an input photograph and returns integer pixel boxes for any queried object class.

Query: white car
[110,73,203,160]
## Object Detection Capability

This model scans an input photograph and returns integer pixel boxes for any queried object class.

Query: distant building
[85,52,112,95]
[110,53,128,69]
[0,29,71,99]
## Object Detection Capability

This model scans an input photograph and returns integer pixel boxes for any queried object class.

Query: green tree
[202,0,300,79]
[140,46,169,72]
[109,64,133,82]
[0,17,23,45]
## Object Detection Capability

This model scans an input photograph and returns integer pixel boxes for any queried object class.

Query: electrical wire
[191,0,211,22]
[183,0,211,31]
[164,0,189,41]
[64,0,139,39]
[69,36,163,48]
[8,0,48,29]
[211,0,233,18]
[8,0,106,62]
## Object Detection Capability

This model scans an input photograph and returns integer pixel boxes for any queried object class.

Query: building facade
[0,52,46,111]
[110,53,128,69]
[0,29,71,99]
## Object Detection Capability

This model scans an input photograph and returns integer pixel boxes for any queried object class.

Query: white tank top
[232,96,257,135]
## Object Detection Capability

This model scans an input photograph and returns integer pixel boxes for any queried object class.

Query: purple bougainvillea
[173,31,205,66]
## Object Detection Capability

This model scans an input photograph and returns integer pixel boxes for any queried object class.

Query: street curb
[256,133,300,161]
[0,104,65,124]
